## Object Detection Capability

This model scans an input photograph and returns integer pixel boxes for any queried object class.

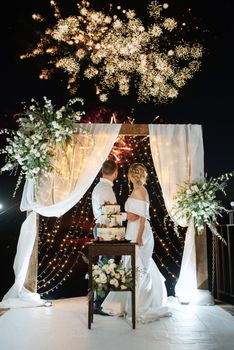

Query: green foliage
[92,258,133,298]
[165,172,234,244]
[0,96,86,195]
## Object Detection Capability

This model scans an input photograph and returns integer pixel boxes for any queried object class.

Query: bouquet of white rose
[0,96,87,196]
[91,258,133,298]
[166,171,234,244]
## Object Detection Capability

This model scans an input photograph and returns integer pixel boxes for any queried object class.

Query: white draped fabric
[149,124,204,303]
[1,123,209,309]
[0,124,121,308]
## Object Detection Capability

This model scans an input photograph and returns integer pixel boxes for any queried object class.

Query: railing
[214,210,234,304]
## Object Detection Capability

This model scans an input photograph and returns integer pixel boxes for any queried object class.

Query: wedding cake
[96,204,125,241]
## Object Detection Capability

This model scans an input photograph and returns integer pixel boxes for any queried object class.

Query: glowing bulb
[44,300,52,307]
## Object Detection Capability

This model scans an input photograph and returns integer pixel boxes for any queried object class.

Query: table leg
[91,291,94,323]
[132,250,136,329]
[88,297,91,329]
[88,247,93,329]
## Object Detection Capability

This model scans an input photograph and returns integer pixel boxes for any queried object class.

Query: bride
[102,163,171,323]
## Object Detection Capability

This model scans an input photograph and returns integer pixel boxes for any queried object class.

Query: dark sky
[0,0,234,236]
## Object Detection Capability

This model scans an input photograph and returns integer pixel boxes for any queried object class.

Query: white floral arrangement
[91,258,133,298]
[0,96,86,195]
[168,172,234,244]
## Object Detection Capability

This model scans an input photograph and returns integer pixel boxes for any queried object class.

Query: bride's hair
[128,163,147,186]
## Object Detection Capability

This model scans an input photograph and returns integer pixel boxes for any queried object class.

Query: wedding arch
[0,123,211,308]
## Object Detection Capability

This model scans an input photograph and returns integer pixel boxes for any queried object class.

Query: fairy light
[38,133,185,297]
[112,135,185,293]
[37,191,96,296]
[141,140,185,249]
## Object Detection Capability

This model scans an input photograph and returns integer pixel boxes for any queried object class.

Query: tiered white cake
[97,204,125,241]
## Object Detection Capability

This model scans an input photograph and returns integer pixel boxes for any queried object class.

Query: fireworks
[21,0,203,104]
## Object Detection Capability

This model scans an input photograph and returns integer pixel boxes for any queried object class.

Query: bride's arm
[126,212,139,221]
[136,216,145,246]
[130,187,147,246]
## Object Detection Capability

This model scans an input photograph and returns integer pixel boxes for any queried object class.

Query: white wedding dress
[102,197,171,323]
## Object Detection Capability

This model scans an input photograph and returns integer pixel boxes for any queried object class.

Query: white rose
[110,278,117,286]
[105,267,111,274]
[109,263,117,270]
[101,264,108,271]
[99,273,107,284]
[51,121,60,129]
[120,285,127,290]
[113,279,119,288]
[92,269,100,276]
[110,278,119,288]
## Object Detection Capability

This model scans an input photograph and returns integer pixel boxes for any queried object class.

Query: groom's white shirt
[92,177,127,223]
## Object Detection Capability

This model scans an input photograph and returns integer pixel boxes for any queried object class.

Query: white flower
[120,285,127,290]
[110,278,119,288]
[191,185,199,192]
[0,95,87,195]
[108,259,115,264]
[92,260,132,297]
[109,263,117,271]
[171,174,234,244]
[99,273,107,284]
[51,121,60,129]
[105,267,111,274]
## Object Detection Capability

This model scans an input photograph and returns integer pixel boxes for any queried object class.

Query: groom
[91,159,138,315]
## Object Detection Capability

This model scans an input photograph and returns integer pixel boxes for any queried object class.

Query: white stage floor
[1,297,234,350]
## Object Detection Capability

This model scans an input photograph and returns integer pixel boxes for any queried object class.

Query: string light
[37,188,96,296]
[38,134,185,297]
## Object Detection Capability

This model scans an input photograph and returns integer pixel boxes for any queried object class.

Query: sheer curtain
[149,124,204,303]
[0,124,121,308]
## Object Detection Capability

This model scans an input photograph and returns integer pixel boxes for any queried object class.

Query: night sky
[0,0,233,297]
